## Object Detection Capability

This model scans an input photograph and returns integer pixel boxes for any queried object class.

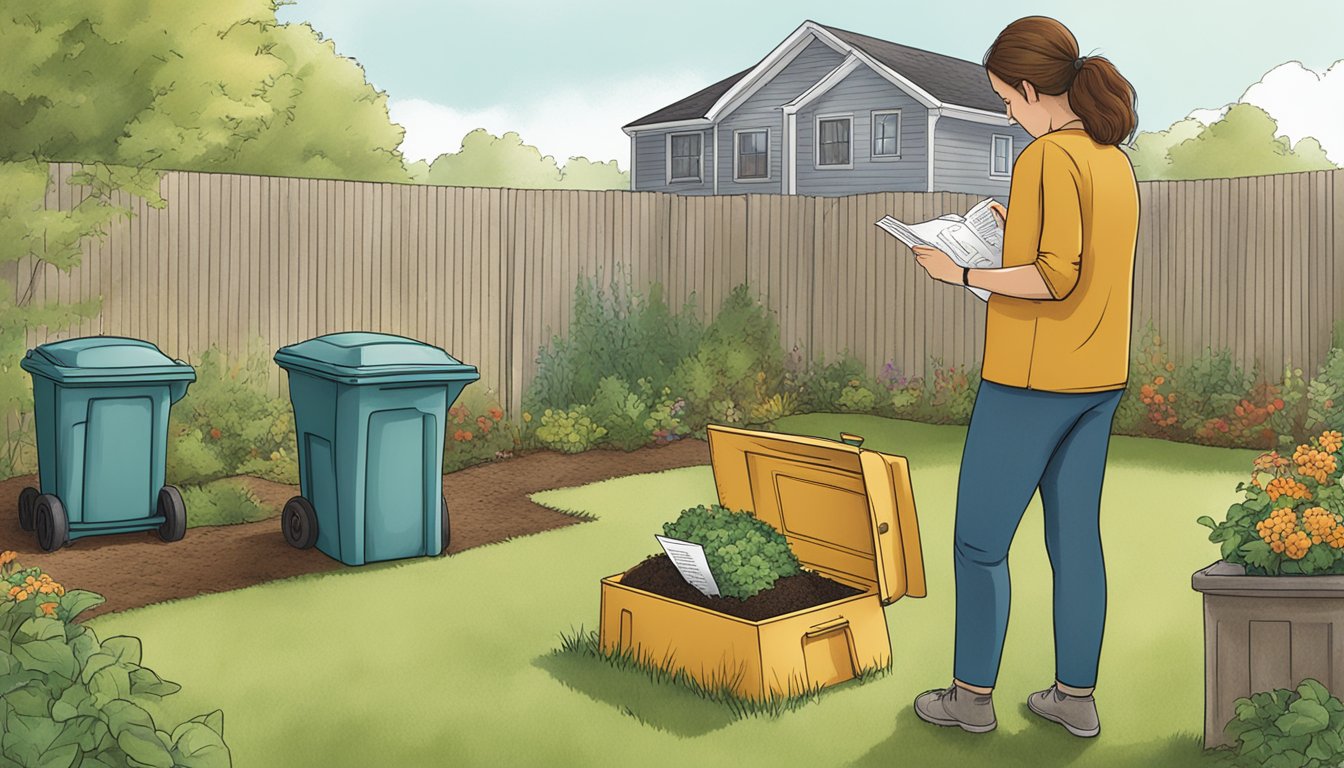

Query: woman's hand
[912,245,962,284]
[989,202,1007,230]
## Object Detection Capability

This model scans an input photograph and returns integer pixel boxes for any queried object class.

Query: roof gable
[624,21,1006,131]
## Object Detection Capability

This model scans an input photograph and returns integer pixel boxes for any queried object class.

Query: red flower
[209,428,221,440]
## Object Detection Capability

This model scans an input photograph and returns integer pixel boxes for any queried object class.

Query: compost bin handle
[805,617,851,638]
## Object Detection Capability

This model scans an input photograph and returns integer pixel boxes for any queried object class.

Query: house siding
[930,117,1033,201]
[794,65,929,197]
[632,128,715,195]
[713,37,847,195]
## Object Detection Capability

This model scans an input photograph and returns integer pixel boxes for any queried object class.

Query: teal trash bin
[274,332,480,566]
[17,337,196,552]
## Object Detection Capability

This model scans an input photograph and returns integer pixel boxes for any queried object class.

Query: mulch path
[0,440,710,620]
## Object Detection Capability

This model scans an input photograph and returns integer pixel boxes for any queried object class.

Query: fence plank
[30,166,1344,406]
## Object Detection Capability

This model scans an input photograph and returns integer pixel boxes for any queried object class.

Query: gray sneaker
[1027,685,1101,737]
[914,683,997,733]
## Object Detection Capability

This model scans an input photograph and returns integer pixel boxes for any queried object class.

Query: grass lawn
[88,415,1257,767]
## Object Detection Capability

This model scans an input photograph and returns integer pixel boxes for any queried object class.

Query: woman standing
[909,16,1139,738]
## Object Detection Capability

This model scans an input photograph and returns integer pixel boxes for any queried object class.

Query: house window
[815,115,852,168]
[872,110,901,158]
[735,129,769,181]
[668,132,703,182]
[991,134,1013,177]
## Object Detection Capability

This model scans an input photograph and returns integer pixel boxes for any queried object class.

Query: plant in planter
[1198,430,1344,575]
[1192,430,1344,749]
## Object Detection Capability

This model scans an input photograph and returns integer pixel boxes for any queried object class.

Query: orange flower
[0,550,16,567]
[488,407,504,421]
[210,428,222,440]
[40,602,57,617]
[1154,376,1166,386]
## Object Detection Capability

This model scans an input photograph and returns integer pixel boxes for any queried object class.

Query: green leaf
[189,710,224,738]
[1240,539,1277,570]
[48,715,109,755]
[100,637,142,668]
[99,699,155,739]
[169,722,231,768]
[13,637,79,680]
[1306,732,1335,761]
[17,617,66,643]
[88,665,132,707]
[1278,699,1332,736]
[51,681,90,723]
[1196,515,1218,530]
[128,668,180,699]
[32,743,78,768]
[1298,679,1332,705]
[81,653,118,685]
[59,591,106,623]
[68,628,101,668]
[116,724,173,768]
[2,713,65,759]
[5,683,54,717]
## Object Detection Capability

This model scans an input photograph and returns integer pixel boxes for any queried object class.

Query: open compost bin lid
[274,332,480,385]
[21,336,196,384]
[705,424,925,604]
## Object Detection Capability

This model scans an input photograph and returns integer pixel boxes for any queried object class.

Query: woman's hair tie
[1074,57,1085,71]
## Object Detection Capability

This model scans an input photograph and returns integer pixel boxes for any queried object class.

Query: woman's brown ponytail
[983,16,1138,146]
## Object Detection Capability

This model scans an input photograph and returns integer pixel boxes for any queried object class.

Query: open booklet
[874,198,1003,302]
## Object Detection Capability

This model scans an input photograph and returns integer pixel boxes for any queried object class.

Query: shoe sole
[914,707,997,734]
[1026,697,1100,738]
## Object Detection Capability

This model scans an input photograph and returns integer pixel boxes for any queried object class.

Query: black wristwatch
[962,266,971,286]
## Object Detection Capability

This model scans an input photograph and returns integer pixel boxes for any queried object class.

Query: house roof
[624,68,754,129]
[623,21,1003,129]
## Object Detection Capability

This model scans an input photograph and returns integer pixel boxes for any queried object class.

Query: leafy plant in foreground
[1219,678,1344,768]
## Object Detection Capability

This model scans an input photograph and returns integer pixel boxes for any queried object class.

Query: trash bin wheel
[18,486,39,532]
[157,486,187,542]
[441,494,451,555]
[283,496,318,549]
[35,494,68,553]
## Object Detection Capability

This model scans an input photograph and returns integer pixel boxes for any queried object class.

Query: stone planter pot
[1191,560,1344,748]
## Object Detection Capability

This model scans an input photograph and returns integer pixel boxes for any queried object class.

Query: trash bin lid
[274,332,480,384]
[20,336,196,384]
[705,424,926,605]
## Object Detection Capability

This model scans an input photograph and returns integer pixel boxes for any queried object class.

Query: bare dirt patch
[0,440,710,619]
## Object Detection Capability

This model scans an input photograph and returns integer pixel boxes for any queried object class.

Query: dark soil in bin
[621,553,863,621]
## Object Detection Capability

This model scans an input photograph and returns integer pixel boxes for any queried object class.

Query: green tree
[560,157,630,190]
[425,130,565,188]
[425,130,628,189]
[0,0,410,182]
[1126,104,1336,180]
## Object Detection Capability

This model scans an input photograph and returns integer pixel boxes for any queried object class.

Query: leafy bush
[1220,678,1344,768]
[534,406,607,454]
[1198,430,1344,575]
[799,355,879,414]
[662,505,800,600]
[183,482,269,528]
[527,270,702,412]
[1307,347,1344,438]
[926,361,980,424]
[443,385,519,472]
[589,376,652,451]
[0,552,231,767]
[169,342,296,485]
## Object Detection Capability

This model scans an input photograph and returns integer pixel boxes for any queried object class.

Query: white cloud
[390,71,712,170]
[1186,60,1344,164]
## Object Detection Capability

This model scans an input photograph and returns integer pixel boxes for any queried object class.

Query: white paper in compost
[655,535,721,597]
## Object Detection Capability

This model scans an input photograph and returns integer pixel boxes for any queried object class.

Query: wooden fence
[14,163,1344,415]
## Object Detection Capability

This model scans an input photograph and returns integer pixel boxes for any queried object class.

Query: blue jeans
[953,380,1123,690]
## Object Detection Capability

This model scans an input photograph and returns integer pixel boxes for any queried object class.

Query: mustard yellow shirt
[982,129,1140,393]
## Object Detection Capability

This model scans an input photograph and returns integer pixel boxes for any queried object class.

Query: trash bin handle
[804,617,850,638]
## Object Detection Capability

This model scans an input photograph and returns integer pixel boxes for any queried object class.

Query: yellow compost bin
[599,424,926,700]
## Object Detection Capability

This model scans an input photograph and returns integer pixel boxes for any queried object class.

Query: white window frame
[871,109,902,160]
[814,113,854,170]
[666,131,704,184]
[990,133,1013,178]
[733,128,772,183]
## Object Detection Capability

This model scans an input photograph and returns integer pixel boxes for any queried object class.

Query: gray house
[624,21,1034,198]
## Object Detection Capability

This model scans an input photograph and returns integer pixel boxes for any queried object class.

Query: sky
[276,0,1344,170]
